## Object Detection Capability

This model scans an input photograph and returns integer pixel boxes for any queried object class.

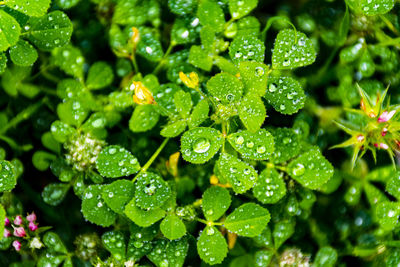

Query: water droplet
[291,163,305,176]
[206,227,215,235]
[246,141,254,148]
[235,135,244,145]
[193,138,211,153]
[257,146,266,154]
[269,83,277,92]
[255,66,264,77]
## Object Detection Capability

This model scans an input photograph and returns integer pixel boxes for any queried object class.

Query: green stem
[195,217,223,226]
[380,14,400,36]
[131,55,140,74]
[0,101,43,135]
[153,43,175,75]
[132,138,170,182]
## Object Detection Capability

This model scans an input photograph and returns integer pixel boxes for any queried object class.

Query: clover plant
[1,0,400,266]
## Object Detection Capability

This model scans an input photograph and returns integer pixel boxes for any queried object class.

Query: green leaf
[174,90,192,119]
[188,99,209,128]
[5,0,51,17]
[42,132,61,154]
[86,62,114,90]
[124,198,166,227]
[265,77,306,115]
[197,226,228,265]
[229,35,265,65]
[228,0,258,19]
[129,105,160,132]
[154,83,182,116]
[171,17,199,45]
[273,220,295,249]
[319,170,342,194]
[55,0,80,9]
[224,203,270,237]
[360,0,395,15]
[239,94,266,132]
[200,25,216,51]
[0,10,21,52]
[160,120,187,138]
[254,250,274,267]
[207,72,244,104]
[52,45,84,79]
[168,0,196,15]
[26,11,73,51]
[238,61,269,96]
[9,40,38,66]
[148,238,189,267]
[202,186,231,221]
[32,150,56,171]
[270,128,301,164]
[237,16,261,37]
[0,52,7,74]
[288,148,334,190]
[253,168,286,204]
[376,201,400,231]
[134,172,171,209]
[50,120,75,143]
[102,231,126,261]
[160,214,186,240]
[366,165,395,182]
[188,45,213,71]
[227,129,274,160]
[37,252,66,267]
[253,226,273,248]
[216,153,258,194]
[102,180,135,214]
[42,183,69,206]
[81,185,117,227]
[181,127,223,164]
[137,28,164,62]
[96,145,140,178]
[43,232,67,253]
[364,183,388,206]
[344,182,363,205]
[57,100,88,127]
[313,247,338,267]
[272,29,316,69]
[0,160,16,192]
[387,172,400,199]
[112,0,160,26]
[197,1,225,33]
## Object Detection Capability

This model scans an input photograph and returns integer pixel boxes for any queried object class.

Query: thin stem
[153,43,175,75]
[380,15,400,36]
[132,138,170,182]
[131,55,140,74]
[195,217,223,226]
[0,101,43,135]
[222,122,227,152]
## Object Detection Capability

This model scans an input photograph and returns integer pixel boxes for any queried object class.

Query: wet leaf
[0,10,21,52]
[239,94,266,132]
[202,186,231,221]
[134,172,171,209]
[96,145,140,178]
[9,40,38,66]
[197,226,228,265]
[207,72,244,104]
[160,214,186,240]
[102,179,135,214]
[102,231,126,261]
[124,198,166,227]
[229,35,265,65]
[253,168,286,204]
[0,160,16,192]
[227,129,274,160]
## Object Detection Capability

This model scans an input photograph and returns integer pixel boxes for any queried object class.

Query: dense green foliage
[1,0,400,266]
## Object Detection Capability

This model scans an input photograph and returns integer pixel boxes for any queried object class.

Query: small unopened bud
[14,216,23,226]
[179,71,199,89]
[4,217,10,226]
[13,226,26,237]
[12,240,21,251]
[210,175,219,185]
[357,135,365,142]
[3,229,11,238]
[382,128,388,137]
[130,27,140,46]
[378,110,396,123]
[374,143,389,150]
[29,222,38,231]
[132,81,155,105]
[26,212,36,223]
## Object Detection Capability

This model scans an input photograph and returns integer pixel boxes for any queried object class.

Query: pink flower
[3,229,11,238]
[12,240,21,251]
[357,135,365,142]
[26,212,36,223]
[14,216,23,226]
[374,143,389,150]
[382,128,388,137]
[4,217,10,226]
[28,222,38,231]
[378,110,396,123]
[13,227,26,237]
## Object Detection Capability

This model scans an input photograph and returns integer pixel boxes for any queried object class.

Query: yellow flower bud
[179,71,199,89]
[130,27,140,48]
[227,232,238,249]
[210,174,219,185]
[132,81,154,105]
